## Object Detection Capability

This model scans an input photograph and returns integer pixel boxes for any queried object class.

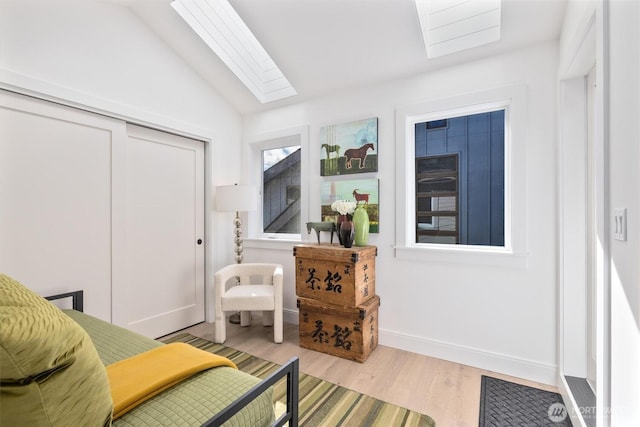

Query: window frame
[245,126,309,244]
[394,85,528,267]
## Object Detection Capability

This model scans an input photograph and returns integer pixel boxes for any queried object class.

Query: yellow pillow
[0,274,113,426]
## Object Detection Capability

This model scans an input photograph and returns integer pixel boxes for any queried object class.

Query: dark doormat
[479,375,573,427]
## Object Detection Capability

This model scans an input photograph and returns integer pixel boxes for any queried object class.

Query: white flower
[331,200,356,215]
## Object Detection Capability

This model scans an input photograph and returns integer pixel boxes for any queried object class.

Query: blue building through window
[415,110,505,246]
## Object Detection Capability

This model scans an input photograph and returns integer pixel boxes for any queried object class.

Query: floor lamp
[215,184,257,323]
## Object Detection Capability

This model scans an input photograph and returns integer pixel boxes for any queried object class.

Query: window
[262,145,301,234]
[415,111,505,246]
[246,126,309,243]
[395,85,527,263]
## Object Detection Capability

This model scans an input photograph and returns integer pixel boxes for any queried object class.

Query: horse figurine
[321,144,340,159]
[306,221,337,244]
[352,189,369,205]
[344,143,374,169]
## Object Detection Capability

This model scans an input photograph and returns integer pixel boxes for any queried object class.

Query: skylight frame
[171,0,296,103]
[415,0,502,59]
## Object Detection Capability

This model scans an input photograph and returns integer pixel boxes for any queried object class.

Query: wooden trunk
[297,295,379,363]
[293,244,376,307]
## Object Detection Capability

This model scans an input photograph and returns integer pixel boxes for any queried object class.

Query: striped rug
[163,333,435,427]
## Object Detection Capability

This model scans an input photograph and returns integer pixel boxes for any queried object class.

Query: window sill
[394,245,529,268]
[244,238,302,251]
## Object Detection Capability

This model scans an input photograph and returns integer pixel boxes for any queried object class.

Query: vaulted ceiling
[122,0,567,114]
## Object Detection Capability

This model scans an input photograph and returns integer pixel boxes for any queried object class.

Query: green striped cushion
[0,274,113,426]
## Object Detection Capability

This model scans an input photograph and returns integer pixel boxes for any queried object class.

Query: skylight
[171,0,297,103]
[415,0,502,59]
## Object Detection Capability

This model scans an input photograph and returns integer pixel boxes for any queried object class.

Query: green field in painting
[320,154,378,176]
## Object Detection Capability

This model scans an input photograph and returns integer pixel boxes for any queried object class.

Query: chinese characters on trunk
[304,264,370,298]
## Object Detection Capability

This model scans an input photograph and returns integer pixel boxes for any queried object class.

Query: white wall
[0,0,243,320]
[243,42,559,384]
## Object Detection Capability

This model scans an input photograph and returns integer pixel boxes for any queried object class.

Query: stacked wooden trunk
[294,244,379,363]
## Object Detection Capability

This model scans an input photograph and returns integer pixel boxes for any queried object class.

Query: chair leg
[262,310,274,326]
[240,311,252,327]
[214,313,226,343]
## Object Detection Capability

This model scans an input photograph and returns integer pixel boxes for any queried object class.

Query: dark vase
[339,214,354,248]
[336,214,346,245]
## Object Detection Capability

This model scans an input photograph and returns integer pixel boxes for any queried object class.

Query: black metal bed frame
[202,357,299,427]
[45,289,84,312]
[45,290,299,427]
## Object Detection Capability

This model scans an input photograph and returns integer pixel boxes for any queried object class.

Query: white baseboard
[379,329,557,386]
[282,309,557,385]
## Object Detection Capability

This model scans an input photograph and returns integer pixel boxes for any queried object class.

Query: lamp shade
[215,184,257,212]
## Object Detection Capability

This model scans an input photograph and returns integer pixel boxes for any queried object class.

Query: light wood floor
[172,317,558,427]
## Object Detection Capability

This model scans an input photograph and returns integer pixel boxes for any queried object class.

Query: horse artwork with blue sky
[321,178,379,233]
[319,117,378,176]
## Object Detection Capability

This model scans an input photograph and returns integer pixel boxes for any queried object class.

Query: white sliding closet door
[113,124,205,338]
[0,91,120,321]
[1,91,206,337]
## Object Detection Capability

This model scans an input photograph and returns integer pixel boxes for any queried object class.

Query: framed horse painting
[320,117,378,176]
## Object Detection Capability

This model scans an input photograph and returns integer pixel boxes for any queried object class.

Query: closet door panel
[0,91,119,321]
[114,124,205,338]
[1,91,206,337]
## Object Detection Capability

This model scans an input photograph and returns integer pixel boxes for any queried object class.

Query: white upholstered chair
[214,263,284,344]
